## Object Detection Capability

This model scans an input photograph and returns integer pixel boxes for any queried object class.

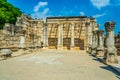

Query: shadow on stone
[100,66,120,79]
[92,58,103,63]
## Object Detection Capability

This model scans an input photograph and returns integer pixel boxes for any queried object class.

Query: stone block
[0,49,12,57]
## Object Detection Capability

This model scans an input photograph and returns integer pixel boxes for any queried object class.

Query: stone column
[86,19,90,52]
[36,35,41,48]
[43,24,48,48]
[96,30,104,57]
[91,30,97,54]
[29,33,35,48]
[19,34,25,48]
[61,24,63,49]
[57,24,61,49]
[70,23,75,50]
[104,21,118,64]
[57,24,63,50]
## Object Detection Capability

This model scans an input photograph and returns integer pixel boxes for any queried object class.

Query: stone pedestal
[104,22,118,64]
[57,24,63,50]
[96,30,104,57]
[70,23,75,50]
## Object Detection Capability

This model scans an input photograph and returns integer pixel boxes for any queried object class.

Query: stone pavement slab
[0,50,119,80]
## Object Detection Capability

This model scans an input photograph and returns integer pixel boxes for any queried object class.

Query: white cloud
[32,1,50,20]
[34,2,48,12]
[31,8,50,19]
[93,13,106,18]
[80,12,85,16]
[90,0,110,9]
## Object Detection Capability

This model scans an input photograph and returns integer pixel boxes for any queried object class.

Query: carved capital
[86,19,90,26]
[19,29,26,35]
[93,30,97,35]
[97,24,100,28]
[97,30,104,36]
[29,33,34,36]
[105,21,116,32]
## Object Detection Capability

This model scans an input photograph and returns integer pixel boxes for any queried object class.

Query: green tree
[0,0,21,29]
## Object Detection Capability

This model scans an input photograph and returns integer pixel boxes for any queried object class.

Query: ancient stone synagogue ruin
[0,13,120,64]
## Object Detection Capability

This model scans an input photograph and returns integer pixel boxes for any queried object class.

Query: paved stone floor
[0,50,120,80]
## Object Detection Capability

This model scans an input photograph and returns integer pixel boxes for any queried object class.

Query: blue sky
[7,0,120,34]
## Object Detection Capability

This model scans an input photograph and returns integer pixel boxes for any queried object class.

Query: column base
[96,47,105,57]
[91,48,97,55]
[18,43,26,50]
[103,56,119,64]
[43,46,48,49]
[29,44,36,49]
[36,44,42,48]
[57,45,63,50]
[70,45,75,50]
[103,47,119,64]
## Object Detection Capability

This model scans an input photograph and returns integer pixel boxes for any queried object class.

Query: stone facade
[0,13,119,64]
[46,16,98,50]
[0,14,115,50]
[0,14,100,51]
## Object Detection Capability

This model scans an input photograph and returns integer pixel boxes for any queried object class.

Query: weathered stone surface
[0,49,12,57]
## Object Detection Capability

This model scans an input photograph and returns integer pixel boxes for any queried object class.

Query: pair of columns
[29,34,42,48]
[57,23,75,50]
[19,33,42,49]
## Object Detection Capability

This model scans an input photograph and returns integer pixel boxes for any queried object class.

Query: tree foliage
[0,0,21,29]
